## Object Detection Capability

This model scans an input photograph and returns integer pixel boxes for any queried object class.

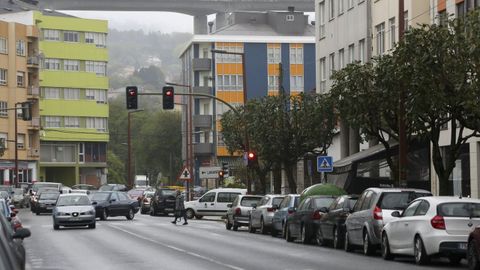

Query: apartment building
[1,7,109,187]
[180,9,316,187]
[0,19,40,185]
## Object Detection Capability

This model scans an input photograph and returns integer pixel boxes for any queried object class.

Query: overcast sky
[62,11,194,33]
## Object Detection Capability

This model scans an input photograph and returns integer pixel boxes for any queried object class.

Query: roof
[59,193,89,197]
[334,142,396,168]
[420,196,480,204]
[213,23,315,37]
[365,187,431,193]
[0,0,74,18]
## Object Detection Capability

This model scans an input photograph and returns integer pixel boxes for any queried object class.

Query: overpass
[37,0,315,33]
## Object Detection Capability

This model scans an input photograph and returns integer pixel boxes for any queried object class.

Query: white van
[184,188,247,219]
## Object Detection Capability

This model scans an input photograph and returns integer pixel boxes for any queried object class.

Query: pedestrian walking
[172,190,188,225]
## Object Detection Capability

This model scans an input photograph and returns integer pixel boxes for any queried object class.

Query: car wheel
[271,226,278,237]
[333,227,343,249]
[53,224,59,230]
[414,236,430,265]
[381,233,394,260]
[226,218,232,230]
[316,228,326,246]
[248,218,256,233]
[282,222,287,238]
[363,231,375,256]
[126,208,135,220]
[260,217,268,235]
[448,255,462,265]
[88,223,96,229]
[285,224,294,242]
[36,211,40,216]
[301,225,310,244]
[195,215,203,220]
[149,206,155,216]
[344,231,353,252]
[232,221,239,231]
[186,209,194,219]
[101,209,108,221]
[468,240,480,270]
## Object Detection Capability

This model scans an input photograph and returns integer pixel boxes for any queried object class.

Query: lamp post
[210,49,250,193]
[127,109,144,189]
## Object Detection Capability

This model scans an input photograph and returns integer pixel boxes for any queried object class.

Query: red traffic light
[247,152,256,160]
[218,171,224,177]
[127,88,137,96]
[165,90,173,96]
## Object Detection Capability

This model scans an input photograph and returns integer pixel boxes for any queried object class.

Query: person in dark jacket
[172,190,188,225]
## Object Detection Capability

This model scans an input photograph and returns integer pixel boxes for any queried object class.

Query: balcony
[28,117,40,129]
[192,86,212,96]
[194,143,214,156]
[28,148,40,157]
[193,115,212,128]
[192,58,211,71]
[27,56,39,68]
[27,86,40,98]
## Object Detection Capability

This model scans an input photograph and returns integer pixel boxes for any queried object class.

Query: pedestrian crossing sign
[317,156,333,173]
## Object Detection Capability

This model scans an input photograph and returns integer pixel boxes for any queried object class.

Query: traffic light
[126,86,138,110]
[162,86,174,110]
[247,151,257,167]
[21,102,32,121]
[218,170,225,186]
[221,162,228,177]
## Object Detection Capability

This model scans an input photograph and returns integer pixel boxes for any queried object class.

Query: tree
[107,150,126,184]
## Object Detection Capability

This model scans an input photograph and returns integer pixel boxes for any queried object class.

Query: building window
[16,40,25,56]
[64,117,80,128]
[404,11,409,31]
[376,23,385,56]
[85,61,107,76]
[268,75,279,91]
[456,2,466,17]
[338,49,345,69]
[216,75,243,91]
[0,37,7,54]
[286,14,295,21]
[329,0,335,20]
[43,29,60,41]
[290,76,304,91]
[86,117,108,132]
[0,101,7,117]
[348,0,355,9]
[438,10,448,25]
[348,44,355,63]
[319,57,326,92]
[64,88,80,100]
[329,53,335,76]
[85,32,107,48]
[16,72,25,87]
[17,134,25,149]
[359,39,365,64]
[319,1,326,38]
[86,89,107,103]
[43,88,60,99]
[63,60,79,71]
[44,59,61,70]
[0,69,7,85]
[45,116,61,128]
[290,46,303,64]
[214,44,243,63]
[338,0,344,15]
[267,46,281,64]
[389,17,396,50]
[0,133,7,149]
[63,31,79,42]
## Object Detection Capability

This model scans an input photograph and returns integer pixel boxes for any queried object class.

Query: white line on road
[106,224,245,270]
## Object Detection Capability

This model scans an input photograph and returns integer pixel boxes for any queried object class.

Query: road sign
[179,167,191,180]
[317,156,333,173]
[199,166,222,179]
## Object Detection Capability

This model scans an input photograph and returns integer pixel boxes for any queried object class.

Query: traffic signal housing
[126,86,138,110]
[162,86,174,110]
[247,151,257,167]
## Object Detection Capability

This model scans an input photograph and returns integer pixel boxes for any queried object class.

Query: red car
[468,227,480,270]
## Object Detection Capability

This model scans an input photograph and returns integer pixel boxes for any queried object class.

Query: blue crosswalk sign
[317,156,333,173]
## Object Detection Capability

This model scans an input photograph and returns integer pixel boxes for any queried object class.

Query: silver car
[225,195,262,231]
[52,194,96,230]
[249,194,285,234]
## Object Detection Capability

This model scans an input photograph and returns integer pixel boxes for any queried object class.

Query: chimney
[288,6,295,13]
[208,21,214,33]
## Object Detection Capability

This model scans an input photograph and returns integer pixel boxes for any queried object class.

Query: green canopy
[299,183,347,202]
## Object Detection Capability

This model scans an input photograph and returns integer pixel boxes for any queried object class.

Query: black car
[285,195,336,244]
[35,192,60,215]
[317,195,358,248]
[0,209,31,270]
[149,188,176,216]
[90,191,139,220]
[30,187,60,213]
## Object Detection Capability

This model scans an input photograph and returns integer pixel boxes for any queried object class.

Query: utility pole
[398,0,407,187]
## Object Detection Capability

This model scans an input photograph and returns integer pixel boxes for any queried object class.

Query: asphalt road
[18,209,465,270]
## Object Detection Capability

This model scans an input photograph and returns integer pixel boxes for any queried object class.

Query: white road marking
[107,224,245,270]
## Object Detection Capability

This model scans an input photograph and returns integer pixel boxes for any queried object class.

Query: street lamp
[128,109,144,189]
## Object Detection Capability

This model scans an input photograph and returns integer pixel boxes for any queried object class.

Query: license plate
[459,243,467,250]
[165,208,173,211]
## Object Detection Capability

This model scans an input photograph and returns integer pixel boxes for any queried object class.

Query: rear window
[240,197,261,207]
[378,192,426,210]
[272,197,284,207]
[160,190,176,196]
[293,197,300,207]
[438,203,480,218]
[313,197,335,208]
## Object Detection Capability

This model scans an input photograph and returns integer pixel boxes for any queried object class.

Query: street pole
[398,0,407,188]
[14,104,19,188]
[127,110,144,189]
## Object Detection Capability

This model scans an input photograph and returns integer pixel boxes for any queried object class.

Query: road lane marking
[106,224,245,270]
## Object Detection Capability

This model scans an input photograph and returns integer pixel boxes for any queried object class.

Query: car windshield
[161,190,176,196]
[379,192,421,210]
[99,185,114,191]
[91,192,110,201]
[40,193,59,200]
[240,197,261,207]
[33,183,59,192]
[57,195,91,206]
[313,198,335,208]
[438,203,480,218]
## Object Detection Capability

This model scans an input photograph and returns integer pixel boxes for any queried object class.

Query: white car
[184,188,246,219]
[381,196,480,265]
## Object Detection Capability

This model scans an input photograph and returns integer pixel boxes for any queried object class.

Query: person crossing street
[171,190,188,225]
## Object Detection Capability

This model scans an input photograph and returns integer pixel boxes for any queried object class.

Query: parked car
[140,190,155,214]
[149,188,176,216]
[317,195,358,248]
[0,210,31,270]
[226,195,262,231]
[35,191,61,215]
[98,184,127,192]
[285,195,336,244]
[72,184,97,191]
[53,194,96,230]
[90,191,139,220]
[30,182,62,196]
[0,185,14,195]
[382,196,480,265]
[30,188,60,213]
[127,188,145,201]
[468,226,480,270]
[344,188,432,255]
[249,194,285,234]
[184,188,247,219]
[11,188,28,208]
[271,194,300,237]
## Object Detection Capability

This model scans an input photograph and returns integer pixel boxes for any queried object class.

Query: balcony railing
[27,56,39,67]
[28,148,40,157]
[192,86,212,96]
[29,117,40,129]
[193,115,212,128]
[28,86,40,97]
[192,58,212,71]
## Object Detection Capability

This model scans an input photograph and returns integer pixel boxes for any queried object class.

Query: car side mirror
[391,211,401,218]
[251,203,257,209]
[13,228,31,239]
[227,203,232,208]
[92,201,98,205]
[319,207,329,213]
[109,199,116,203]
